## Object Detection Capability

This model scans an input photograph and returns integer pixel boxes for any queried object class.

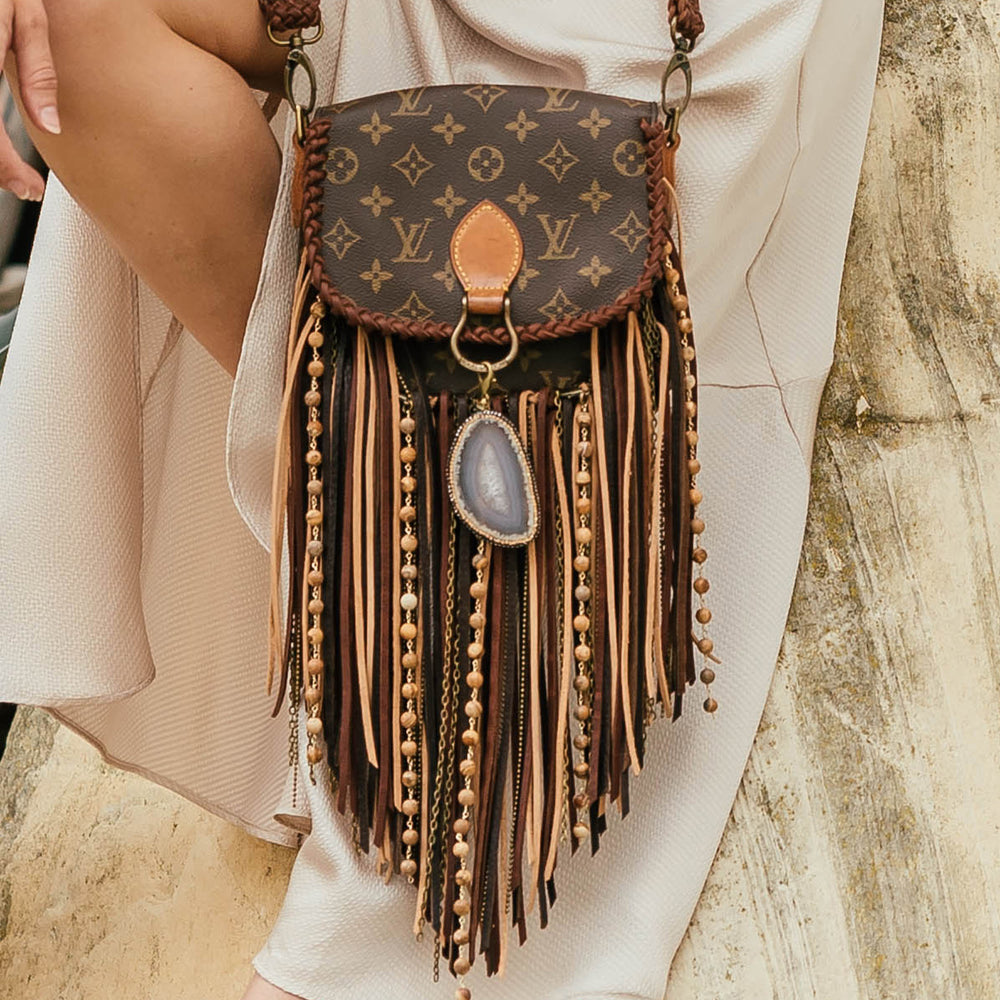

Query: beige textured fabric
[0,0,883,995]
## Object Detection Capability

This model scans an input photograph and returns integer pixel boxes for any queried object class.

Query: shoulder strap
[258,0,704,47]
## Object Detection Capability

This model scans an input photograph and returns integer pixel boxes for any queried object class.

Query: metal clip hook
[450,294,520,375]
[660,48,692,145]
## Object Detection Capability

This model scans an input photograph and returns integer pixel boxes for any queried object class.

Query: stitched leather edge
[300,115,670,345]
[450,200,523,301]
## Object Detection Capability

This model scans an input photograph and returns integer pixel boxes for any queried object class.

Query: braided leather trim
[258,0,320,31]
[669,0,705,45]
[299,118,671,346]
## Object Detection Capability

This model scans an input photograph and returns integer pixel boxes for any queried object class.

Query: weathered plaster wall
[3,3,1000,998]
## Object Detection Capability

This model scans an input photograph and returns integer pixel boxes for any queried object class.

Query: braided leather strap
[260,0,704,44]
[258,0,320,32]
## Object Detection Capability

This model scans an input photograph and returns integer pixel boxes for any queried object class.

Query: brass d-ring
[450,294,520,374]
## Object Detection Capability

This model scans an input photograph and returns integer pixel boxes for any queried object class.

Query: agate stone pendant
[447,410,539,547]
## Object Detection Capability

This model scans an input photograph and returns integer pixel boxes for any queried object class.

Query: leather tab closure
[450,200,523,316]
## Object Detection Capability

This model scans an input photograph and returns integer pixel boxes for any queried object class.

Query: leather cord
[259,0,705,45]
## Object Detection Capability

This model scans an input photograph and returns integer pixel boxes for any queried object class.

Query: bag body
[261,0,718,991]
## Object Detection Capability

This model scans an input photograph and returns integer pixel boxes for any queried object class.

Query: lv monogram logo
[391,88,433,117]
[537,88,581,113]
[536,213,581,260]
[391,217,435,263]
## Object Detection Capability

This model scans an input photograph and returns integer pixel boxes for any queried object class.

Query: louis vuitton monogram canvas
[309,84,661,336]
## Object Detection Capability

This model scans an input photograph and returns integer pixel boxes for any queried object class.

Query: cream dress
[0,1,884,997]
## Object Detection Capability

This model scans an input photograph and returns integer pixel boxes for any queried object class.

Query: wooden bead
[573,761,589,778]
[400,416,417,435]
[573,674,591,692]
[402,769,418,788]
[693,577,710,595]
[573,733,591,750]
[575,526,593,545]
[671,293,688,312]
[573,555,590,573]
[466,670,484,689]
[400,622,418,641]
[454,957,471,976]
[401,681,417,699]
[460,758,476,778]
[453,817,470,836]
[307,569,324,586]
[307,329,324,347]
[681,345,695,361]
[400,710,417,729]
[402,828,419,846]
[461,729,480,747]
[402,798,419,817]
[304,686,322,707]
[458,787,476,806]
[679,317,694,335]
[573,822,590,840]
[577,440,593,458]
[306,717,323,736]
[401,739,418,757]
[690,488,703,506]
[400,858,418,877]
[307,657,324,676]
[697,637,715,655]
[307,540,323,557]
[307,359,325,377]
[685,429,699,447]
[473,552,490,571]
[573,792,589,809]
[700,667,716,685]
[573,614,590,633]
[688,458,701,475]
[704,697,718,714]
[453,927,470,946]
[308,598,324,615]
[401,534,418,553]
[304,389,321,407]
[665,267,680,284]
[574,704,591,721]
[576,496,592,515]
[306,419,323,437]
[693,547,708,564]
[307,626,324,644]
[452,840,470,858]
[399,506,416,523]
[684,374,696,390]
[464,699,483,718]
[307,744,323,764]
[575,584,592,602]
[453,898,470,916]
[691,517,706,535]
[470,581,487,600]
[685,400,697,418]
[469,611,485,629]
[400,446,417,463]
[401,564,417,581]
[402,651,418,669]
[578,409,592,425]
[455,867,473,886]
[696,607,712,624]
[401,593,418,612]
[305,509,323,526]
[401,475,417,493]
[576,470,591,485]
[574,644,591,662]
[467,641,484,660]
[306,479,323,495]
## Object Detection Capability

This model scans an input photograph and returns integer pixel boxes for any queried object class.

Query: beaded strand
[301,300,328,778]
[450,539,491,991]
[570,387,595,841]
[398,395,421,879]
[663,242,719,712]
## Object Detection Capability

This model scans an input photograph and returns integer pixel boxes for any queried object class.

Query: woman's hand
[1,0,59,200]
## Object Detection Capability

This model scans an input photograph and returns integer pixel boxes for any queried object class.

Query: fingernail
[11,184,29,200]
[39,106,61,134]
